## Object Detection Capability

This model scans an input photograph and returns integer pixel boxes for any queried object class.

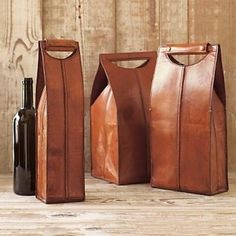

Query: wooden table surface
[0,173,236,236]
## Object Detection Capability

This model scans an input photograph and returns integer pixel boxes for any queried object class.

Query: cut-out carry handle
[41,39,79,52]
[100,51,156,62]
[160,43,215,55]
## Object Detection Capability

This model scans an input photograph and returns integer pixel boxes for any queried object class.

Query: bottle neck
[22,79,33,109]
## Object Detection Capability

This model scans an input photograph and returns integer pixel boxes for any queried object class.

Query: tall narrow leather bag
[36,39,85,203]
[91,52,157,184]
[150,43,228,195]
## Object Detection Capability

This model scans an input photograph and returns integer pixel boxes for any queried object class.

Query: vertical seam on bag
[61,61,69,200]
[64,61,69,198]
[209,47,219,193]
[150,53,159,186]
[178,66,186,191]
[212,103,219,192]
[135,69,149,181]
[41,89,47,200]
[41,49,49,201]
[101,61,120,184]
[104,86,112,181]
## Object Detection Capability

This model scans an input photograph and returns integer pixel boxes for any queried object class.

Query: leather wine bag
[91,52,157,184]
[150,43,228,195]
[36,39,85,203]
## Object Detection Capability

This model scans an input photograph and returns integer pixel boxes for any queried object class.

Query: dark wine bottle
[13,78,35,195]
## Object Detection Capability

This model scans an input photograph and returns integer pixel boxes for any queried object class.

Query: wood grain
[188,0,236,170]
[160,0,188,44]
[0,173,236,235]
[115,0,159,68]
[1,0,236,173]
[76,0,116,171]
[0,0,42,173]
[227,0,236,171]
[116,0,159,52]
[43,0,76,39]
[39,0,116,171]
[160,0,188,64]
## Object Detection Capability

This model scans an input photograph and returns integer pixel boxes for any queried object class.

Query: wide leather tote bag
[150,43,228,195]
[36,39,84,203]
[91,51,157,184]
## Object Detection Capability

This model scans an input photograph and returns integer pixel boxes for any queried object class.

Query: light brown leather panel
[91,51,157,184]
[63,58,85,199]
[150,43,228,195]
[91,85,119,183]
[104,66,149,184]
[103,86,119,183]
[179,56,214,193]
[211,90,227,193]
[43,55,66,199]
[91,85,111,179]
[36,39,84,203]
[150,55,184,190]
[36,88,47,200]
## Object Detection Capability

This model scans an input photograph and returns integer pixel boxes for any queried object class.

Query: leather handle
[160,43,214,55]
[100,51,156,62]
[41,39,78,52]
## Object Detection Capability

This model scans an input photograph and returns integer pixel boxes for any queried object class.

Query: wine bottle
[13,78,35,195]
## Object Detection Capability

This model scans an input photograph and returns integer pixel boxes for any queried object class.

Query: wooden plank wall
[0,0,42,173]
[0,0,235,173]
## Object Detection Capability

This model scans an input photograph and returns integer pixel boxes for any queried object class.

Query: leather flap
[160,43,215,55]
[42,39,79,51]
[100,51,156,62]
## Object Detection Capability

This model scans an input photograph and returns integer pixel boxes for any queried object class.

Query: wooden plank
[188,0,231,73]
[115,0,159,68]
[0,173,236,235]
[116,0,160,52]
[159,0,188,63]
[227,0,236,171]
[43,0,77,39]
[188,0,236,170]
[76,0,116,170]
[0,0,42,173]
[160,0,188,44]
[39,0,117,171]
[1,0,236,174]
[42,0,78,61]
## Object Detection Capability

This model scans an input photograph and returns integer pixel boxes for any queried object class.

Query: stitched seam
[64,62,69,198]
[41,49,49,200]
[135,69,149,181]
[177,66,185,190]
[41,89,47,199]
[101,60,120,184]
[209,47,218,193]
[103,86,112,181]
[37,87,46,199]
[150,53,160,185]
[61,61,68,199]
[212,105,219,192]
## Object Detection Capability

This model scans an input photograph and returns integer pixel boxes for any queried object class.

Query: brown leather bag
[36,39,85,203]
[91,52,157,184]
[150,43,228,195]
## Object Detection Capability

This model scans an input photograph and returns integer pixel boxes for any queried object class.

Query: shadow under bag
[36,39,85,203]
[91,52,157,184]
[150,43,228,195]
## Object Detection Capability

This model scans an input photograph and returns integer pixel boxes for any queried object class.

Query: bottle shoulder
[14,108,35,122]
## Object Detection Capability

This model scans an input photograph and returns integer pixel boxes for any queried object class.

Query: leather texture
[150,43,228,195]
[91,52,157,184]
[36,39,85,203]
